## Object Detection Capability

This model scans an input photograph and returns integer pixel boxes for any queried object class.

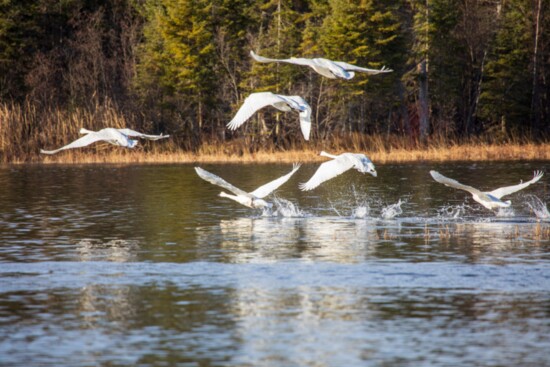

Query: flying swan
[227,92,312,140]
[430,170,544,210]
[300,151,377,191]
[40,128,169,154]
[250,50,392,80]
[195,164,301,209]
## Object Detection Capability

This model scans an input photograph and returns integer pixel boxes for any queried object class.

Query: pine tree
[479,0,534,137]
[317,0,404,135]
[136,0,216,145]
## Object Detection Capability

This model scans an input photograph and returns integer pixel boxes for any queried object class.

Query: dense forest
[0,0,548,158]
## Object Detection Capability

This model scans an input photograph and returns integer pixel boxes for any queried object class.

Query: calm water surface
[1,161,549,366]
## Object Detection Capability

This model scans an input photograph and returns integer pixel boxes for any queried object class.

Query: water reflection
[76,239,140,262]
[1,162,549,366]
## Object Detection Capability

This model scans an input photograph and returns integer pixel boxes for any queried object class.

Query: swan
[40,128,169,154]
[227,92,312,140]
[430,170,544,210]
[300,151,377,191]
[195,164,301,209]
[250,51,392,80]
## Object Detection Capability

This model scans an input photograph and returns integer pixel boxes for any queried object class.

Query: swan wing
[333,61,393,74]
[40,133,107,154]
[227,92,283,130]
[250,163,301,198]
[250,50,314,67]
[285,96,312,140]
[489,171,544,199]
[194,167,251,197]
[430,170,484,196]
[300,156,355,191]
[299,107,312,141]
[117,128,169,140]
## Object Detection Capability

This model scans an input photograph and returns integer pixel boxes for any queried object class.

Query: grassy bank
[1,101,549,164]
[27,140,550,164]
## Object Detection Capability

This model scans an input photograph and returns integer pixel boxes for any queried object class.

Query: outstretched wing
[194,167,251,197]
[333,61,393,75]
[40,133,107,154]
[227,92,284,130]
[250,51,315,67]
[285,96,312,141]
[250,163,301,198]
[299,107,312,141]
[430,170,484,196]
[117,128,169,141]
[489,171,544,199]
[300,156,355,191]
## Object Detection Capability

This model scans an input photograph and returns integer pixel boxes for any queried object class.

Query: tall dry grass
[1,101,549,164]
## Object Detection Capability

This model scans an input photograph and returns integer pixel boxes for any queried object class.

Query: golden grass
[1,101,549,164]
[28,140,550,165]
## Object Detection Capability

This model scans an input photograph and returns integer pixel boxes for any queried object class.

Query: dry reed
[2,102,550,164]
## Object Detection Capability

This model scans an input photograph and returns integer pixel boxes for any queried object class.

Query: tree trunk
[530,0,542,137]
[418,59,429,142]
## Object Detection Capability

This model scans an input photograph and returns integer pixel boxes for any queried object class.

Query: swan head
[127,139,138,148]
[356,157,377,177]
[367,164,377,177]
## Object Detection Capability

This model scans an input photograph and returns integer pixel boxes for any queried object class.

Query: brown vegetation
[1,101,549,165]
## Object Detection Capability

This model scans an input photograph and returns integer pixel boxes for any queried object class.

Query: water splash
[525,195,550,220]
[495,207,515,217]
[351,205,370,219]
[380,199,404,219]
[436,204,470,219]
[269,197,307,218]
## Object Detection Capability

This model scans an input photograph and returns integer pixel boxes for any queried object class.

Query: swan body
[430,170,544,210]
[300,151,377,191]
[250,51,392,80]
[195,164,301,209]
[227,92,312,140]
[40,128,169,154]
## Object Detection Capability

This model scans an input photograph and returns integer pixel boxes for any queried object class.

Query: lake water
[1,161,549,366]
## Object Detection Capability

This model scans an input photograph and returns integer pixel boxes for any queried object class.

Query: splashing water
[436,204,470,219]
[496,207,515,217]
[351,205,370,219]
[380,199,404,219]
[526,195,550,220]
[270,197,307,218]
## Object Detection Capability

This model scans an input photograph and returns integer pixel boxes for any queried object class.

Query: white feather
[195,164,301,209]
[430,170,544,211]
[41,127,168,155]
[250,50,392,80]
[227,92,312,140]
[300,151,377,191]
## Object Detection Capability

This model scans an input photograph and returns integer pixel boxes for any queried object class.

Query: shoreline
[4,142,550,165]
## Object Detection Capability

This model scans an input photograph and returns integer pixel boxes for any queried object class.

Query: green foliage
[479,0,534,134]
[0,0,548,155]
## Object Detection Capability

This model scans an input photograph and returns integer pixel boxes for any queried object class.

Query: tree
[479,0,538,137]
[317,0,404,136]
[136,0,216,146]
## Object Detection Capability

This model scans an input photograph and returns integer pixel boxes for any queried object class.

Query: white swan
[227,92,312,140]
[300,151,377,191]
[250,51,392,80]
[40,128,169,154]
[195,164,301,209]
[430,170,544,210]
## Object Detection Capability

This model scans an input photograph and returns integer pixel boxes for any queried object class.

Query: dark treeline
[1,0,549,155]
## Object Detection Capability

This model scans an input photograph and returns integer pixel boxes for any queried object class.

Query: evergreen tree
[136,0,216,144]
[317,0,404,135]
[479,0,535,137]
